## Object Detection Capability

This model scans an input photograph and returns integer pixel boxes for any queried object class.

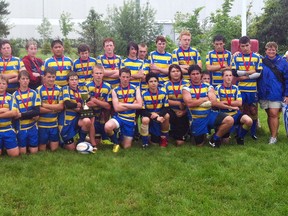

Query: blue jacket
[258,54,288,101]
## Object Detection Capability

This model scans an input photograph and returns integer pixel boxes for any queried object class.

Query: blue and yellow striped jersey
[42,56,73,87]
[36,84,63,128]
[215,84,242,116]
[172,47,201,80]
[13,88,41,130]
[0,92,17,132]
[184,83,212,119]
[0,56,24,90]
[206,50,232,86]
[86,81,112,119]
[122,58,144,87]
[140,58,151,92]
[59,85,88,126]
[73,57,97,86]
[164,79,190,111]
[148,51,175,85]
[113,84,138,122]
[96,54,122,88]
[142,88,169,114]
[231,52,263,92]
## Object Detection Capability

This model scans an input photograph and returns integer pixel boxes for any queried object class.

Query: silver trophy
[80,92,94,118]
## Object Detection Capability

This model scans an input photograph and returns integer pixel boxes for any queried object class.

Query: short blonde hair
[265,41,278,51]
[179,30,191,39]
[93,65,104,73]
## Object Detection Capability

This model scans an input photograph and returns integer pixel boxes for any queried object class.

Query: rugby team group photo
[0,30,288,157]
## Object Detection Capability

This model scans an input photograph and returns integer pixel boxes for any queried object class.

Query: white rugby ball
[76,142,94,154]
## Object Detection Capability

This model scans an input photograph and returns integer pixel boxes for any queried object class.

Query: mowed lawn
[1,110,288,216]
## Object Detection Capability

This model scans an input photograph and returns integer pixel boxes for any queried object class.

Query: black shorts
[169,109,189,140]
[214,112,228,129]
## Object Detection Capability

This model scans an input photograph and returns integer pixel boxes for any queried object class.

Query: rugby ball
[76,142,94,154]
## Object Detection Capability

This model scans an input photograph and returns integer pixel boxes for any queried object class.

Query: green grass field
[1,110,288,215]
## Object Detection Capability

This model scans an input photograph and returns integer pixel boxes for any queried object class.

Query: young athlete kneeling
[0,75,19,157]
[214,69,252,145]
[104,67,142,152]
[140,72,170,148]
[13,70,41,154]
[59,72,93,151]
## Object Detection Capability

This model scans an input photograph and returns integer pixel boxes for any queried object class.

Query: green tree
[59,12,74,38]
[78,8,108,57]
[249,0,288,53]
[59,12,74,54]
[10,38,25,57]
[107,0,162,56]
[173,7,210,54]
[37,17,52,54]
[173,7,204,45]
[37,17,52,41]
[209,0,241,50]
[0,0,10,37]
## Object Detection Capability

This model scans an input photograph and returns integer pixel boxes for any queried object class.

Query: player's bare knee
[7,148,19,157]
[141,117,150,125]
[38,145,45,151]
[29,147,38,154]
[243,115,253,126]
[82,118,92,127]
[164,113,170,120]
[65,144,76,151]
[50,142,59,151]
[19,147,27,155]
[122,137,133,149]
[104,122,113,133]
[224,116,234,126]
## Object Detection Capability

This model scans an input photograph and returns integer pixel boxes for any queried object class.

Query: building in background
[7,0,264,41]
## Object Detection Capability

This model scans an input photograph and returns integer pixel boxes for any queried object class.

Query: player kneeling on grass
[182,65,234,148]
[0,75,19,157]
[164,64,190,146]
[214,69,252,145]
[86,65,112,148]
[59,72,93,151]
[13,70,41,154]
[36,67,64,151]
[141,73,170,148]
[104,67,143,152]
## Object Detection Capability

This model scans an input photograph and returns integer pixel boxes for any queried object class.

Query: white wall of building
[6,0,265,39]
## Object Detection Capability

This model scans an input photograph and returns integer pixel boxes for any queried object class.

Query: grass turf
[0,111,288,215]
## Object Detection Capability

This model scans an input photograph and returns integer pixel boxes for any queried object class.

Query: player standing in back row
[149,36,176,86]
[206,35,232,87]
[232,36,262,140]
[42,39,73,87]
[172,30,202,81]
